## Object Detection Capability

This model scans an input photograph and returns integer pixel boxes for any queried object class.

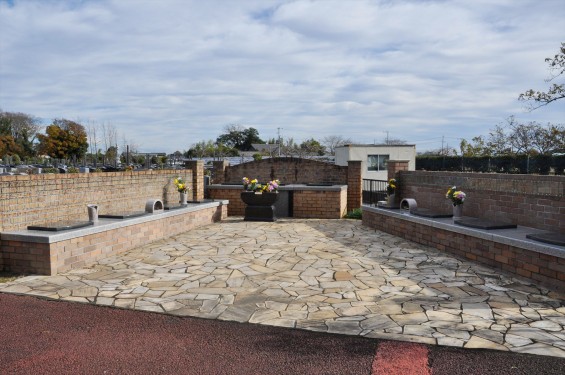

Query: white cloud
[0,0,563,153]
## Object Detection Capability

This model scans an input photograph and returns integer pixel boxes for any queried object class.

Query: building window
[367,154,389,171]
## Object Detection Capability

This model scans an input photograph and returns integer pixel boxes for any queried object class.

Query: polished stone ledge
[362,204,565,259]
[1,200,229,244]
[208,184,347,192]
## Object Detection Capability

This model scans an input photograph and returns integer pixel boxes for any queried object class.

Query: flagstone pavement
[2,217,564,358]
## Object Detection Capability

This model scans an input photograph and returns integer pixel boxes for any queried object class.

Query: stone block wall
[209,188,246,216]
[215,157,348,185]
[347,161,362,211]
[290,189,348,219]
[387,160,410,180]
[208,187,347,219]
[0,170,195,232]
[395,171,564,233]
[212,160,229,184]
[1,204,227,275]
[210,157,362,211]
[362,208,565,292]
[185,160,204,201]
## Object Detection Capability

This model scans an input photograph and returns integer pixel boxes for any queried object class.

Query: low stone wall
[212,158,362,210]
[292,189,348,219]
[212,157,348,185]
[208,185,348,219]
[1,202,227,275]
[362,206,565,292]
[209,187,245,217]
[395,171,564,233]
[0,170,199,232]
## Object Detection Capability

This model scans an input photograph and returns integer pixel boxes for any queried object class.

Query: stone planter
[241,191,279,221]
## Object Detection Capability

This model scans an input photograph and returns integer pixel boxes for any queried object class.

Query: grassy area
[345,208,362,220]
[0,272,21,283]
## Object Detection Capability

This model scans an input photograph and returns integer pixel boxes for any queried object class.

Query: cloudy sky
[0,0,563,153]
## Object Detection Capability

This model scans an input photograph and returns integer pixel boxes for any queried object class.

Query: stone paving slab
[1,218,564,357]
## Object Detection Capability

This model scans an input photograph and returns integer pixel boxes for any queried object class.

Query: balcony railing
[362,179,388,206]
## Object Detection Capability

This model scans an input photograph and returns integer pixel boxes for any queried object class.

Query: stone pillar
[347,160,362,211]
[387,160,410,181]
[185,160,204,201]
[212,160,229,184]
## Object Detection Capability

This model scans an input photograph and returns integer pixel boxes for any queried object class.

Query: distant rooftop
[338,144,416,147]
[251,144,280,152]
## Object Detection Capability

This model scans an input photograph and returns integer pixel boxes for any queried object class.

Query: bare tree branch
[519,42,565,110]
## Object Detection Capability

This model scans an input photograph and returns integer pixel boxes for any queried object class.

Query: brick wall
[210,157,361,212]
[209,187,347,219]
[291,189,348,219]
[347,160,362,210]
[388,160,409,180]
[1,204,227,275]
[396,171,564,233]
[209,188,245,216]
[0,170,195,232]
[212,160,229,184]
[185,160,205,201]
[362,208,565,292]
[217,157,349,185]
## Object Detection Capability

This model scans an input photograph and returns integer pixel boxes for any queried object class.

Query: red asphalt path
[1,293,564,375]
[372,341,430,375]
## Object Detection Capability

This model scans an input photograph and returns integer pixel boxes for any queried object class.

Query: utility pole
[441,136,445,170]
[441,136,445,155]
[386,131,389,145]
[277,127,282,157]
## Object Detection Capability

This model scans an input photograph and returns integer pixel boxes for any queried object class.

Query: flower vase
[179,192,188,205]
[453,204,462,219]
[386,194,396,207]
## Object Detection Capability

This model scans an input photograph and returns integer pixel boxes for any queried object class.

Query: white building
[335,144,416,180]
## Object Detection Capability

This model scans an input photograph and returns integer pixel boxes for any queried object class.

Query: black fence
[416,154,565,175]
[362,179,388,206]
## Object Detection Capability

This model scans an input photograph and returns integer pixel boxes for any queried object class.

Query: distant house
[334,144,416,180]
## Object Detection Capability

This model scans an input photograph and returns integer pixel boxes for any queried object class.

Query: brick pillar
[0,238,4,271]
[185,160,204,201]
[387,160,409,181]
[347,160,362,211]
[212,160,229,184]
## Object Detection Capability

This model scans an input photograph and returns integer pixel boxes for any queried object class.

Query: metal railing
[362,179,388,206]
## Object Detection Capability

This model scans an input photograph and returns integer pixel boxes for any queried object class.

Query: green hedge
[416,155,564,175]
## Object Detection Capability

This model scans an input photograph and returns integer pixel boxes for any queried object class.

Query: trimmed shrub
[416,154,563,175]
